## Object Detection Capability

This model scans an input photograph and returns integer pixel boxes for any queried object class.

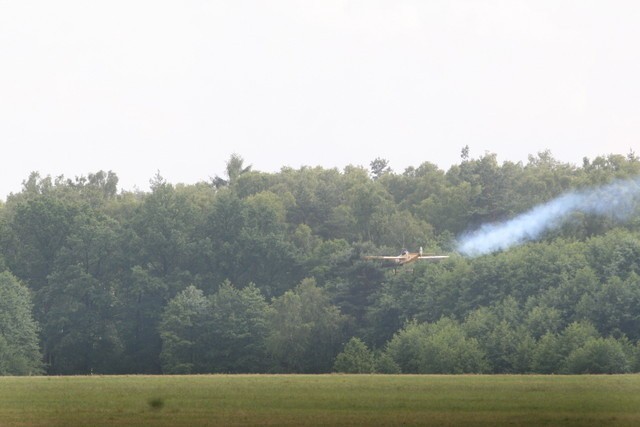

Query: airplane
[363,247,449,267]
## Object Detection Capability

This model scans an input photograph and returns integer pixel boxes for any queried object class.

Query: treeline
[1,151,640,375]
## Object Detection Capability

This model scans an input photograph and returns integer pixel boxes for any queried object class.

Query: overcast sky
[1,1,639,198]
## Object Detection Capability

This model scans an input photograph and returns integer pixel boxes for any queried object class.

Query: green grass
[1,374,640,426]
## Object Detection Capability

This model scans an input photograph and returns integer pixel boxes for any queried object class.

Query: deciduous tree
[0,271,42,375]
[333,337,375,373]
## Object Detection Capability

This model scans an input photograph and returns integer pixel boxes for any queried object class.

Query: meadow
[1,374,640,426]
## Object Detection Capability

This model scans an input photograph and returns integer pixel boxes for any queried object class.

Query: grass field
[1,374,640,426]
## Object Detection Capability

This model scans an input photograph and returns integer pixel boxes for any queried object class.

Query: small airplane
[363,247,449,266]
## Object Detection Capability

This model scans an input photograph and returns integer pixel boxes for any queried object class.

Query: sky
[1,1,639,199]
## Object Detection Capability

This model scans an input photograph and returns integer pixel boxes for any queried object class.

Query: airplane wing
[418,255,449,260]
[363,255,404,260]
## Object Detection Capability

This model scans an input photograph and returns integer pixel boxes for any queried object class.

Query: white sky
[1,1,639,198]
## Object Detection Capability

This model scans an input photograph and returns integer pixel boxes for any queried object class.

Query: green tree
[120,176,202,372]
[558,321,600,359]
[0,271,42,375]
[460,298,536,373]
[266,278,347,373]
[484,321,530,373]
[633,342,640,372]
[374,351,401,374]
[132,174,197,278]
[535,266,599,325]
[213,153,252,188]
[524,305,562,339]
[237,192,300,296]
[347,180,395,243]
[43,265,123,374]
[203,190,246,287]
[206,281,270,373]
[264,166,346,244]
[369,158,391,180]
[40,209,124,374]
[203,189,300,296]
[64,170,119,207]
[564,337,632,374]
[333,337,376,373]
[531,332,562,374]
[159,285,210,374]
[119,266,168,374]
[531,321,601,374]
[386,318,488,374]
[4,195,77,291]
[576,274,640,340]
[326,205,358,241]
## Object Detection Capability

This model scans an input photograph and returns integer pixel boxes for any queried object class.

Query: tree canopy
[2,151,640,374]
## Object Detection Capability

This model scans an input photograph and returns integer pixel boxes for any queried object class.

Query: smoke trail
[457,176,640,257]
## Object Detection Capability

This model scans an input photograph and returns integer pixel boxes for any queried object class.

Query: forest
[2,150,640,375]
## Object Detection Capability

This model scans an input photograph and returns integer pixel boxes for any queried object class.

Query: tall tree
[266,278,347,373]
[39,207,125,374]
[206,281,270,373]
[369,158,391,180]
[4,195,77,291]
[213,154,252,188]
[43,265,122,374]
[159,285,210,374]
[0,271,42,375]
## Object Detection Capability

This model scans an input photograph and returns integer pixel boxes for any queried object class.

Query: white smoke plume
[457,176,640,257]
